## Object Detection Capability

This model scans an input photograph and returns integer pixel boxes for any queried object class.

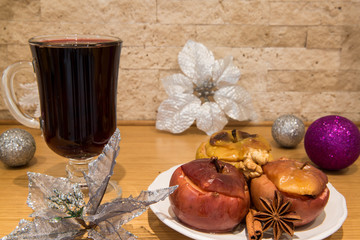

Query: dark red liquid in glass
[30,39,121,159]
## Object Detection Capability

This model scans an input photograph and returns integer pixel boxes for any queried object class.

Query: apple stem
[300,162,309,170]
[211,157,224,173]
[231,129,237,142]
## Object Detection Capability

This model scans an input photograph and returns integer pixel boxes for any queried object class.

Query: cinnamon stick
[246,209,263,240]
[253,210,263,240]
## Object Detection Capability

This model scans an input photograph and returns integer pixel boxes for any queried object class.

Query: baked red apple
[251,158,330,227]
[169,158,250,232]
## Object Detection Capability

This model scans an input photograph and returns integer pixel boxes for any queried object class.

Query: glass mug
[1,35,122,186]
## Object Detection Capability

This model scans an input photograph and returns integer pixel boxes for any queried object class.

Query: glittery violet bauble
[272,114,305,148]
[304,115,360,170]
[0,128,36,167]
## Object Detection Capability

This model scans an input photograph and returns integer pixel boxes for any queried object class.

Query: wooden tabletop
[0,123,359,240]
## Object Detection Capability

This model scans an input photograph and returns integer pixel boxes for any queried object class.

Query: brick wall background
[1,0,359,124]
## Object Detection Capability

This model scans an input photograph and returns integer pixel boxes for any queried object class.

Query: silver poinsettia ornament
[2,128,177,239]
[156,40,257,135]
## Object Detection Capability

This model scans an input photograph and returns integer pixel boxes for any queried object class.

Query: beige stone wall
[0,0,359,124]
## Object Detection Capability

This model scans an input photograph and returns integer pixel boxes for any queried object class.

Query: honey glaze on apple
[169,158,251,233]
[196,129,273,179]
[250,158,330,227]
[264,159,328,197]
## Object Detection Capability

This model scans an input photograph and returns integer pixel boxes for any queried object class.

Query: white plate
[148,165,348,240]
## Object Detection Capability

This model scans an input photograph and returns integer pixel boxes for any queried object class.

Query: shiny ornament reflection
[0,128,36,167]
[271,115,305,148]
[304,115,360,170]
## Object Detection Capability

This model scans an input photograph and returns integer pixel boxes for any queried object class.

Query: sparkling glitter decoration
[0,128,36,167]
[271,115,305,148]
[2,128,177,239]
[156,40,257,135]
[304,115,360,170]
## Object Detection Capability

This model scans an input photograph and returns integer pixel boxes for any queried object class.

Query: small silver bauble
[0,128,36,167]
[272,114,305,148]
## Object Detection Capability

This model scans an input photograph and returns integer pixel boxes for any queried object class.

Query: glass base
[65,157,122,197]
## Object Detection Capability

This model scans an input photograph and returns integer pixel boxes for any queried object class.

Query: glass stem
[66,157,95,188]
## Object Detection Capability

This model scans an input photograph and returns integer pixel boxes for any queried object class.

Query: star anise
[254,191,301,240]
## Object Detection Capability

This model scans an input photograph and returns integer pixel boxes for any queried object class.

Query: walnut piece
[196,130,273,179]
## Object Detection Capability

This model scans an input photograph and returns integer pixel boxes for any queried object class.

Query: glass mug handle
[1,61,40,128]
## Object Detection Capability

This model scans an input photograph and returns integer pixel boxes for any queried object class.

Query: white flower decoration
[156,40,256,135]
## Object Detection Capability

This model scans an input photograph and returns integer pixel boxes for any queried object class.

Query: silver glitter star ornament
[2,128,177,239]
[0,128,36,167]
[272,114,305,148]
[156,40,257,135]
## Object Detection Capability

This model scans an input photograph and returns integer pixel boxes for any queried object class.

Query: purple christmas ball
[304,115,360,170]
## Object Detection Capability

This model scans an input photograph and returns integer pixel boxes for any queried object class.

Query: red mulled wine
[30,37,122,159]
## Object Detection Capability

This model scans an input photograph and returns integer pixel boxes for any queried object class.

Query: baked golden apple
[169,158,250,232]
[250,158,330,227]
[196,129,272,179]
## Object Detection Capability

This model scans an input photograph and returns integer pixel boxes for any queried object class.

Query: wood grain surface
[0,124,359,239]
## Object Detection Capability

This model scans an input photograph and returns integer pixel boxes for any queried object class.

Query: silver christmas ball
[0,128,36,167]
[272,115,305,148]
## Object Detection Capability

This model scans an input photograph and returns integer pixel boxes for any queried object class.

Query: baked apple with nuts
[169,158,250,232]
[196,129,273,179]
[251,158,330,227]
